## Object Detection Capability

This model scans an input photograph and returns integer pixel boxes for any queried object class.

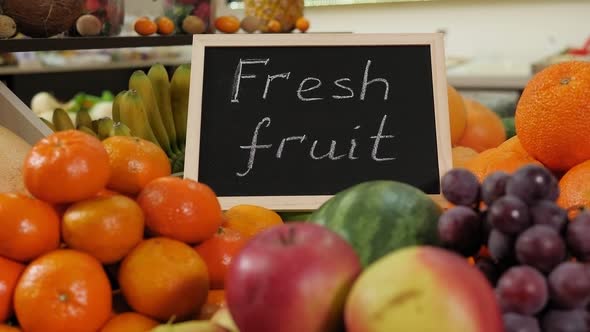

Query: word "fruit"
[237,114,395,177]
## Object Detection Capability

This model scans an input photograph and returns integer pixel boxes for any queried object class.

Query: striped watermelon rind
[307,180,442,267]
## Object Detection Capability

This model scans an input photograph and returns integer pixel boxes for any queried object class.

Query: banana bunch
[43,64,191,174]
[116,64,191,173]
[42,107,131,140]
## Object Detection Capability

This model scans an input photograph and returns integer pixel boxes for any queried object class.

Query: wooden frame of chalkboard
[185,33,452,211]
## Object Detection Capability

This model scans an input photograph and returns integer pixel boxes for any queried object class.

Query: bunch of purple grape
[439,164,590,332]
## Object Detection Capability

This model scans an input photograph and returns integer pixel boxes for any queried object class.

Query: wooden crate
[0,82,52,144]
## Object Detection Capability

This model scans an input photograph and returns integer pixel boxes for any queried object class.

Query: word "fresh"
[231,58,390,103]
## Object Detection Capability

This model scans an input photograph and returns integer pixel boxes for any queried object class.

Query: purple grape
[541,309,589,332]
[441,168,481,207]
[547,183,560,203]
[530,200,568,233]
[488,229,515,263]
[548,262,590,309]
[567,212,590,262]
[437,206,482,257]
[487,195,530,235]
[482,210,492,239]
[476,256,501,286]
[503,313,540,332]
[505,164,559,204]
[496,266,548,315]
[482,171,510,206]
[516,225,566,273]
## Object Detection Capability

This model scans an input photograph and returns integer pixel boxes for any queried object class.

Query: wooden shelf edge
[0,35,195,53]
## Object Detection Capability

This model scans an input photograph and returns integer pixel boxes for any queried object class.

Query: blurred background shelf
[0,39,193,105]
[447,74,531,91]
[0,58,190,107]
[0,58,190,75]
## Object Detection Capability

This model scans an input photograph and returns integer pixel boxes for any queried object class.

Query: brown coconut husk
[1,0,84,38]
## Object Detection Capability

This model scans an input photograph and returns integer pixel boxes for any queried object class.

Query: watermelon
[279,211,312,222]
[307,180,442,267]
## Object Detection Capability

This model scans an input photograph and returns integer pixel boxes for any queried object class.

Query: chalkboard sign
[184,34,452,211]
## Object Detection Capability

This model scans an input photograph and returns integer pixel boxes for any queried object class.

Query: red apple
[225,222,362,332]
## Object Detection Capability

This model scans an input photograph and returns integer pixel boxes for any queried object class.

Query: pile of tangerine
[0,130,283,332]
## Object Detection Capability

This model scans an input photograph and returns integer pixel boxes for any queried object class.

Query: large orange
[23,130,110,204]
[0,193,60,262]
[516,61,590,171]
[118,237,209,322]
[447,84,467,145]
[194,227,248,289]
[557,159,590,210]
[223,204,283,240]
[456,98,506,152]
[0,325,20,332]
[100,312,159,332]
[0,257,24,322]
[137,177,223,244]
[464,136,542,182]
[62,195,145,264]
[14,250,112,332]
[103,136,171,196]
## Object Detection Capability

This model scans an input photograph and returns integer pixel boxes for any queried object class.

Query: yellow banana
[96,117,114,140]
[129,70,173,156]
[77,125,98,138]
[118,90,160,146]
[148,64,180,154]
[112,91,125,123]
[170,64,191,149]
[91,119,100,133]
[40,117,55,131]
[75,109,93,129]
[52,108,75,131]
[111,122,132,137]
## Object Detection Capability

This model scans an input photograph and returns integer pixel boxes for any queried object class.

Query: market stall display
[0,0,310,39]
[1,1,590,325]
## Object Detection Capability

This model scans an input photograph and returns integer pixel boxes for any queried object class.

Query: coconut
[1,0,84,38]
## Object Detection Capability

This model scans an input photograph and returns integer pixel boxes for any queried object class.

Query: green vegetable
[101,90,114,101]
[502,117,516,139]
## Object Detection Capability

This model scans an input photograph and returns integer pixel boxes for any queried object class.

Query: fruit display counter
[1,9,590,329]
